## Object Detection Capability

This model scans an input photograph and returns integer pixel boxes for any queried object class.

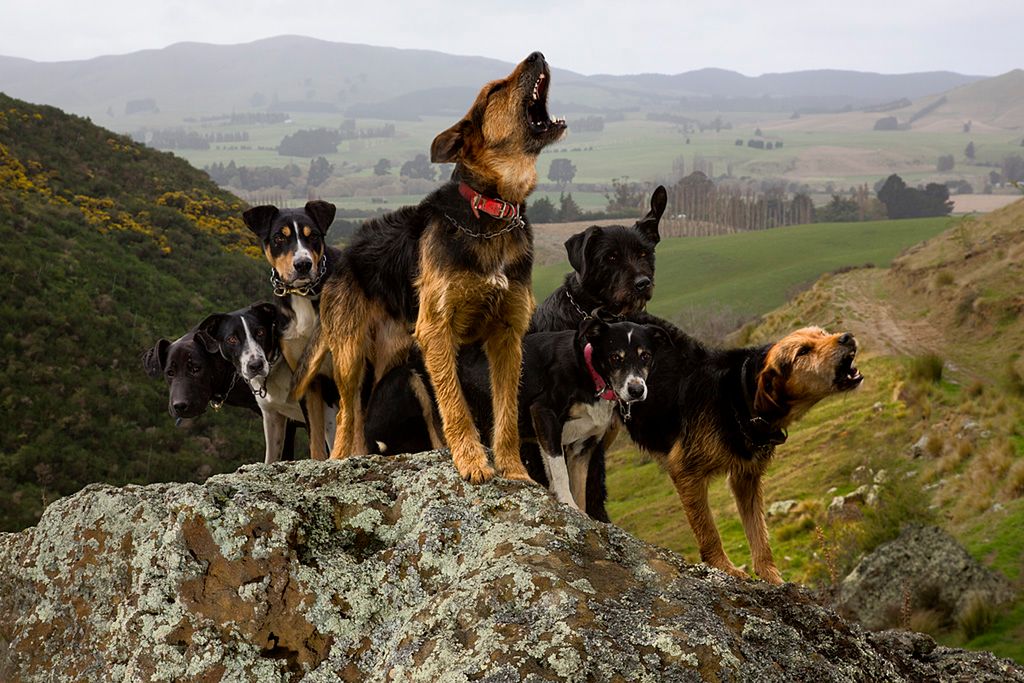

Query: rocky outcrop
[836,524,1016,632]
[1,453,1020,682]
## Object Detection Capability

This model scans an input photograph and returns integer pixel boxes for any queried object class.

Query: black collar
[735,356,787,455]
[271,252,328,299]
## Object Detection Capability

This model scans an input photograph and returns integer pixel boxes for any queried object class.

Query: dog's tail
[290,324,329,402]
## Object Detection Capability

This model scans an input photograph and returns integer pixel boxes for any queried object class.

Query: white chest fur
[562,400,615,455]
[254,362,306,422]
[284,296,317,342]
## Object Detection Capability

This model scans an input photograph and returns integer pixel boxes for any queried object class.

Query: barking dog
[624,324,864,584]
[293,51,566,483]
[195,303,336,464]
[243,200,339,460]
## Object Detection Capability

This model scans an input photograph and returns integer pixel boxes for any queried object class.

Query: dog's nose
[838,333,854,346]
[172,401,191,416]
[527,51,545,64]
[247,358,265,376]
[294,258,312,274]
[627,380,647,400]
[634,276,652,292]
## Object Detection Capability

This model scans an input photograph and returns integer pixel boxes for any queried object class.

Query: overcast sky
[3,0,1022,76]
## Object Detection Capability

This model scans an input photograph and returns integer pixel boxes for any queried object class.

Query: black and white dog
[242,200,341,460]
[196,303,336,464]
[364,318,666,512]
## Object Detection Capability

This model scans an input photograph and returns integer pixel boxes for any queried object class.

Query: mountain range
[0,36,986,126]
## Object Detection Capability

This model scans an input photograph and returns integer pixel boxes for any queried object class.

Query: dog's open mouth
[525,69,566,136]
[834,351,864,390]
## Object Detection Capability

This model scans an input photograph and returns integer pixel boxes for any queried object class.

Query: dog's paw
[714,562,750,580]
[756,566,784,585]
[460,461,496,484]
[501,466,537,485]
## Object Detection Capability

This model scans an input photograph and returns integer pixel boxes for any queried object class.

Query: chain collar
[565,289,625,323]
[209,371,239,411]
[248,348,282,400]
[271,252,328,298]
[444,212,525,239]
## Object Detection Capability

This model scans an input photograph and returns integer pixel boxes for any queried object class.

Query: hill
[2,453,1020,681]
[599,198,1024,661]
[0,36,984,126]
[0,93,268,531]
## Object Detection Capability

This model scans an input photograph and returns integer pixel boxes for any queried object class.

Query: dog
[142,324,298,457]
[194,303,337,464]
[242,199,340,460]
[530,185,666,333]
[363,318,666,513]
[623,324,864,584]
[523,185,667,519]
[292,51,566,484]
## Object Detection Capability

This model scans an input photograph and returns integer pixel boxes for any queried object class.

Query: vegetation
[878,174,953,219]
[0,94,267,531]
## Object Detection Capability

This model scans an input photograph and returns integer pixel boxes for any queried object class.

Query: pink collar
[584,343,617,401]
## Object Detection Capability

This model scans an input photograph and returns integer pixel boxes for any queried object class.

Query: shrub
[958,591,1000,640]
[934,271,954,287]
[910,354,944,384]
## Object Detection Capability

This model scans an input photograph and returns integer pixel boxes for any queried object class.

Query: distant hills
[0,93,267,531]
[0,35,987,126]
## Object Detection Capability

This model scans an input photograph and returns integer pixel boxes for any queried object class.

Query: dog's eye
[273,233,286,246]
[255,328,265,338]
[796,345,811,357]
[640,351,652,363]
[307,233,320,245]
[639,251,648,258]
[607,251,619,262]
[608,354,623,366]
[227,335,239,345]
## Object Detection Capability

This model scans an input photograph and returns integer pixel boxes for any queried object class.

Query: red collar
[458,182,522,221]
[584,343,617,401]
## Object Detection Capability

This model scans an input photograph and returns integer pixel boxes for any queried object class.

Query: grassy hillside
[600,197,1024,661]
[534,216,954,324]
[0,94,268,531]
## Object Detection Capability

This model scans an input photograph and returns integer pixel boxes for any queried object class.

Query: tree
[528,196,557,223]
[558,192,581,222]
[936,154,955,172]
[278,128,341,157]
[547,158,577,186]
[964,141,975,160]
[1002,154,1024,183]
[816,194,860,222]
[399,154,435,181]
[307,156,333,187]
[877,174,952,219]
[373,158,392,176]
[605,177,645,214]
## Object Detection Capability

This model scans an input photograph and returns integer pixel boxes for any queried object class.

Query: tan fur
[661,326,857,584]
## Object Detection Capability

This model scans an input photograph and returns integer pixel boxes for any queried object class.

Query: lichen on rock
[1,452,1020,682]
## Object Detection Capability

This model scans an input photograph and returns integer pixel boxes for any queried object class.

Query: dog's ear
[251,302,279,340]
[304,200,336,235]
[142,339,170,378]
[646,324,674,349]
[754,360,789,419]
[196,313,227,354]
[565,226,601,281]
[578,315,609,343]
[430,119,469,163]
[635,185,667,245]
[242,205,279,241]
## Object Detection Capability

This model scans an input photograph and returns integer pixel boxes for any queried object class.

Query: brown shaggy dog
[623,323,864,584]
[291,51,566,483]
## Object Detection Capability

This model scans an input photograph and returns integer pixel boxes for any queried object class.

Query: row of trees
[667,172,815,231]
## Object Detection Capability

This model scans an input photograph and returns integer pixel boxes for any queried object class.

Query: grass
[533,216,954,322]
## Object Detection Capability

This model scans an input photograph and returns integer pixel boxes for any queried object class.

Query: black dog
[523,185,667,519]
[530,185,666,333]
[242,200,341,460]
[364,318,665,513]
[195,303,330,464]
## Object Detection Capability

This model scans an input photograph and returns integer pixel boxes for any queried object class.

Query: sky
[3,0,1023,76]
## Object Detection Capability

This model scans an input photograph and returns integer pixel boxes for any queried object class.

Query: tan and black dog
[623,323,864,584]
[292,51,566,482]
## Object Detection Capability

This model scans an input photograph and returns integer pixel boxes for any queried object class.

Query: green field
[532,216,955,322]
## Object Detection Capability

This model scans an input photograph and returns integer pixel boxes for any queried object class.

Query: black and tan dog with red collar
[241,199,340,460]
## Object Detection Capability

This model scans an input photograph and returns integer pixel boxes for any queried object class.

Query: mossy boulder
[1,452,1020,681]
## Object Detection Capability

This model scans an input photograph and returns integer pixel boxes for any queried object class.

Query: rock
[874,469,889,485]
[836,525,1016,633]
[766,499,798,517]
[829,484,871,517]
[911,434,931,458]
[1,454,1019,682]
[865,485,881,507]
[852,465,871,484]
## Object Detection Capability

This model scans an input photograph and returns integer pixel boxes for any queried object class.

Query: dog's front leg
[262,408,288,464]
[668,449,748,579]
[483,327,532,483]
[306,381,327,460]
[729,468,782,584]
[417,317,492,483]
[329,335,367,459]
[531,404,577,510]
